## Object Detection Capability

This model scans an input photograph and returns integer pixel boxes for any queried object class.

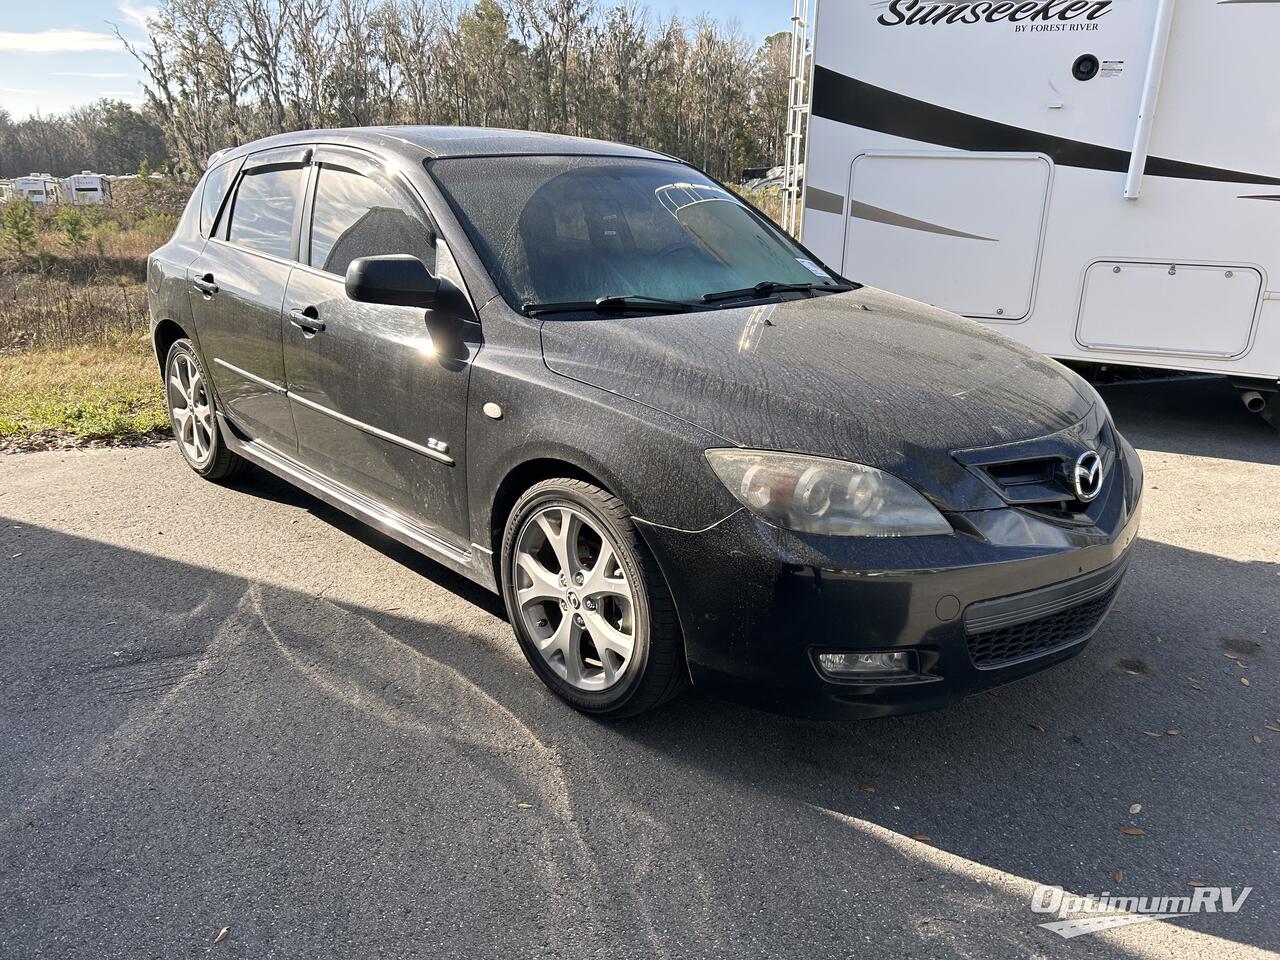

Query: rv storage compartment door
[843,153,1050,322]
[1075,261,1262,360]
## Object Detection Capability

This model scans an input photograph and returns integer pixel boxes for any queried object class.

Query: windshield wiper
[699,280,854,305]
[522,294,694,317]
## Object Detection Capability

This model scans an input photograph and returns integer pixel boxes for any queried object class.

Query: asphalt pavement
[1,375,1277,959]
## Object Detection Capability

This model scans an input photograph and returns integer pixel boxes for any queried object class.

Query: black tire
[500,478,687,718]
[163,338,248,481]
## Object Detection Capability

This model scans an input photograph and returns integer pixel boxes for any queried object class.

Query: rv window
[308,165,435,277]
[200,161,237,238]
[226,165,305,260]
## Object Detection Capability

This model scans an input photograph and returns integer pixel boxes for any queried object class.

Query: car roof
[212,126,676,167]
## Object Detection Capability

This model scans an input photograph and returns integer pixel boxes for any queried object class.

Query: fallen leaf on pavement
[1242,677,1251,687]
[213,927,229,945]
[1120,827,1146,837]
[1187,881,1207,888]
[1029,723,1045,733]
[1265,723,1280,733]
[858,784,876,793]
[1253,736,1262,745]
[1129,803,1142,814]
[1167,729,1180,736]
[910,834,931,843]
[516,802,533,809]
[1114,869,1124,883]
[1142,731,1162,737]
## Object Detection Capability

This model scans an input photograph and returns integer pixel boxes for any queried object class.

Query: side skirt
[218,412,498,592]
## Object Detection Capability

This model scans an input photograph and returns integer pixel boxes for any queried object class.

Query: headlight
[705,449,952,537]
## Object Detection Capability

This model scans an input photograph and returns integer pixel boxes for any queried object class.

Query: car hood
[539,287,1100,512]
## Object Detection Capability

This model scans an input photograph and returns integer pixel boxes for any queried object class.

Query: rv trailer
[787,0,1280,421]
[11,174,61,206]
[62,171,112,205]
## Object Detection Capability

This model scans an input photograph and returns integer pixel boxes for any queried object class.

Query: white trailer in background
[0,180,13,203]
[62,171,112,205]
[11,175,61,206]
[788,0,1280,421]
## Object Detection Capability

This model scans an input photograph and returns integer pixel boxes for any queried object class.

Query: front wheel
[164,338,246,480]
[500,478,687,718]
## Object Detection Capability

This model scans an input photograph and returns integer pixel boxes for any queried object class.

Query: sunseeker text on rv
[877,0,1111,27]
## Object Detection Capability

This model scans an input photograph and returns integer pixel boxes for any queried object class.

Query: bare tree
[240,0,295,134]
[106,0,788,180]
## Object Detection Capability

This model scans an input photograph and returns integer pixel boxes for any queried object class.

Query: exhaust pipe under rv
[1239,390,1267,414]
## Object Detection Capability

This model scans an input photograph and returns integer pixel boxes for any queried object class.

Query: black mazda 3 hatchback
[148,127,1143,718]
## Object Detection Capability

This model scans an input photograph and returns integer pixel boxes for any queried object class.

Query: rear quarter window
[200,161,237,238]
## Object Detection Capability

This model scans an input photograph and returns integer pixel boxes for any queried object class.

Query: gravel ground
[1,374,1277,959]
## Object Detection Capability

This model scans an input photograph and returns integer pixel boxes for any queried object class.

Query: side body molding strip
[289,392,455,465]
[212,356,455,465]
[213,357,286,394]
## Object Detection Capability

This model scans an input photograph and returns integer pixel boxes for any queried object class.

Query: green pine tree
[1,200,38,259]
[56,206,89,255]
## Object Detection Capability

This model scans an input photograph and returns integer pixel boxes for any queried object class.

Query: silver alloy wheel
[513,504,637,691]
[167,352,214,466]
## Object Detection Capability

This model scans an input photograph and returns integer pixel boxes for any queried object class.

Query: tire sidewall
[501,483,653,714]
[164,338,222,477]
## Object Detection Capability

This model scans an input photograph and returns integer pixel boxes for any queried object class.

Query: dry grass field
[0,180,187,450]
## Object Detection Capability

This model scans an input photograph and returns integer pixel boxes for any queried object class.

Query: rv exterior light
[816,651,915,678]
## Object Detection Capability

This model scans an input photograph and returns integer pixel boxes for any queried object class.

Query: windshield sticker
[796,258,832,279]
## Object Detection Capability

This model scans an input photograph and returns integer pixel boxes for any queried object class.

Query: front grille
[965,583,1119,669]
[952,408,1117,522]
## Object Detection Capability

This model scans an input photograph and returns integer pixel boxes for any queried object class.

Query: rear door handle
[192,273,218,297]
[289,306,325,334]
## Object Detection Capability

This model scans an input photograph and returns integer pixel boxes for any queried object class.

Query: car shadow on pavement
[217,462,510,621]
[1099,375,1280,465]
[2,514,1274,958]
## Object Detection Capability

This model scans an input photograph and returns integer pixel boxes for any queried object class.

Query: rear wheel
[164,338,247,480]
[500,478,686,717]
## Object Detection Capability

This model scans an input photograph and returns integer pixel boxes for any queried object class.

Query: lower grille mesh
[965,584,1119,669]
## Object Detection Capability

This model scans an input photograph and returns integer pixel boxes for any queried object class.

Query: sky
[0,0,792,120]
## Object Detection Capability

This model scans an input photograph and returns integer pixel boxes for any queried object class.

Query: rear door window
[308,165,435,277]
[227,165,305,260]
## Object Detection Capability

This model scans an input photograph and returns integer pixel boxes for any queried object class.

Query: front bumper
[639,431,1143,719]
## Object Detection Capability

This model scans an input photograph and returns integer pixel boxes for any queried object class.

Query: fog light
[817,650,914,678]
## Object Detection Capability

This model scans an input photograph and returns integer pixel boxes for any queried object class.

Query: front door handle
[192,273,218,297]
[289,306,325,335]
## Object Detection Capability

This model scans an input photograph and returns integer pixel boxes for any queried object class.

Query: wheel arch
[488,455,614,564]
[152,318,189,375]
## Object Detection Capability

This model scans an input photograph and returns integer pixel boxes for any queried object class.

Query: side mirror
[345,254,440,307]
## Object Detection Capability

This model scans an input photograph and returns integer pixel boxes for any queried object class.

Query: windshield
[428,155,841,311]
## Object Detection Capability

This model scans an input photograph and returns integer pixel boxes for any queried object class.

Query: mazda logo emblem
[1072,450,1104,502]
